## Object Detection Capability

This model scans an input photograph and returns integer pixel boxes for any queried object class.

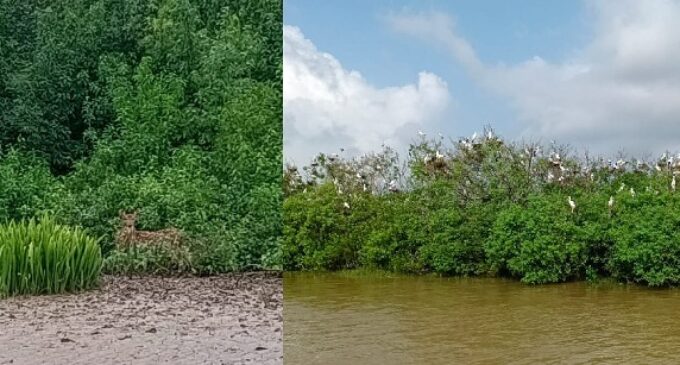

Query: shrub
[608,191,680,286]
[103,245,192,276]
[0,216,102,297]
[486,196,590,284]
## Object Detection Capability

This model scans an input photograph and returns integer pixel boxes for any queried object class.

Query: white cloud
[387,0,680,156]
[283,25,450,165]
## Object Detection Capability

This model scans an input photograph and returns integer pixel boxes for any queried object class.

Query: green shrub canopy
[284,127,680,287]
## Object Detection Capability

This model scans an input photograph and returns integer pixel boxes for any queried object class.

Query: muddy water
[284,272,680,365]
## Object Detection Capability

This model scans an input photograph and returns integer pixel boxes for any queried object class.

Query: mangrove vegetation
[284,127,680,287]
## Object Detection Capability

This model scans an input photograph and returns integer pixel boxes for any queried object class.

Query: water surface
[285,272,680,364]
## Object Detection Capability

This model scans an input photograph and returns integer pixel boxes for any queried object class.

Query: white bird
[672,175,676,192]
[418,130,426,137]
[435,150,444,159]
[388,180,398,192]
[487,130,494,140]
[568,196,576,213]
[608,196,615,210]
[471,132,478,141]
[618,183,626,192]
[630,187,636,197]
[343,202,350,209]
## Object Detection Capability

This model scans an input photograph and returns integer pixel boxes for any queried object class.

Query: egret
[672,175,676,192]
[568,196,576,213]
[630,187,636,197]
[435,150,444,159]
[487,130,494,140]
[618,183,626,192]
[471,132,478,141]
[608,195,614,208]
[343,202,350,209]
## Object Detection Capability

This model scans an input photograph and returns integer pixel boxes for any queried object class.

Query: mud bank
[0,273,282,365]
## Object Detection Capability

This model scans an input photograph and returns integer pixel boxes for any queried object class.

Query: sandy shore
[0,273,282,365]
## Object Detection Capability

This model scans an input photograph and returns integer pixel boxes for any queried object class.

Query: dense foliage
[0,216,102,297]
[0,0,282,273]
[284,127,680,287]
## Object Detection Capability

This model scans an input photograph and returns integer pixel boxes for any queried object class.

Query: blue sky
[284,1,680,164]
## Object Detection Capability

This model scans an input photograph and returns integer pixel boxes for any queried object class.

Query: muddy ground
[0,273,282,365]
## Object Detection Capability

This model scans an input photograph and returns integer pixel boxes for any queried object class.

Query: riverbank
[0,273,282,365]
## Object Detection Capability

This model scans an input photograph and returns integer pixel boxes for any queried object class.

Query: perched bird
[608,196,615,210]
[343,202,350,209]
[568,196,576,213]
[547,172,555,182]
[388,180,399,193]
[672,175,677,192]
[618,183,626,192]
[435,150,444,159]
[630,187,636,197]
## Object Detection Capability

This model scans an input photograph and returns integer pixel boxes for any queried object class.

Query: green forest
[0,0,282,276]
[284,127,680,287]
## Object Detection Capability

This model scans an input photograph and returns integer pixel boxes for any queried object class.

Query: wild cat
[116,211,183,249]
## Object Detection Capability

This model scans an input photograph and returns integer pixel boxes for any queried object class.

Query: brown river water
[284,272,680,365]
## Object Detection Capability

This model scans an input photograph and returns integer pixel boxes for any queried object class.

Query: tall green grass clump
[0,216,102,297]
